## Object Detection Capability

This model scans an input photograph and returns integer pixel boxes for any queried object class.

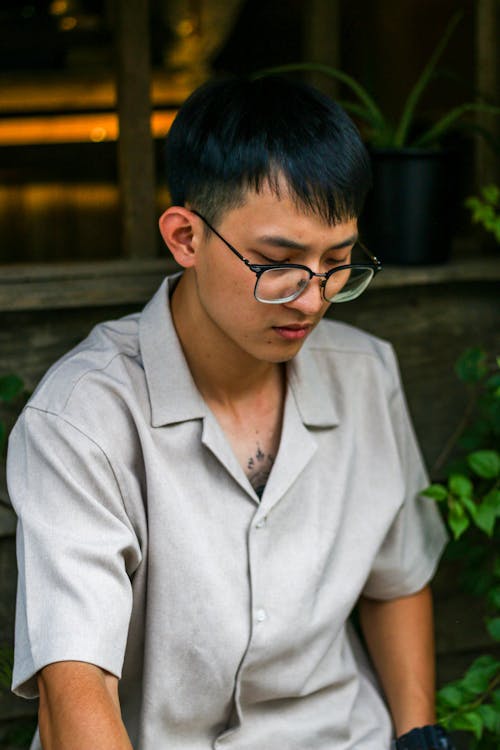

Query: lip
[272,324,312,340]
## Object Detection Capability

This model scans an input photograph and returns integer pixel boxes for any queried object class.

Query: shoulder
[307,318,398,375]
[27,312,143,428]
[288,319,404,423]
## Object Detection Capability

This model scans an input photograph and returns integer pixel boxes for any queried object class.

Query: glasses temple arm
[359,241,381,267]
[191,209,252,266]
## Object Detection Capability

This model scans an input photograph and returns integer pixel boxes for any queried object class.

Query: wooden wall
[1,266,499,745]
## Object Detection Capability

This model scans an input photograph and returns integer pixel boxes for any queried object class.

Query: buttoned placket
[212,389,319,747]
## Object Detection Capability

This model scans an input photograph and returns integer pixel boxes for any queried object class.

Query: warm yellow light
[59,16,77,31]
[90,127,108,143]
[151,111,177,138]
[49,0,69,15]
[176,19,195,37]
[0,111,177,146]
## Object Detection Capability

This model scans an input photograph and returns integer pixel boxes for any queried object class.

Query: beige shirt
[8,275,448,750]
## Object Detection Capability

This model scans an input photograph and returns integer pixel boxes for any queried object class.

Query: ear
[158,207,199,268]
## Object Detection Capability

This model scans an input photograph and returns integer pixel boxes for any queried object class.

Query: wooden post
[301,0,341,99]
[114,0,157,258]
[475,0,499,189]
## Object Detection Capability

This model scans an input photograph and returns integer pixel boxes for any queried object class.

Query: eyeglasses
[192,210,381,304]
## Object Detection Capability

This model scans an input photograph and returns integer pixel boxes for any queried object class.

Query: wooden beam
[114,0,157,258]
[0,71,194,114]
[0,258,499,312]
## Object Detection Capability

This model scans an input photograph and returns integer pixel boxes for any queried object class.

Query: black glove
[392,724,456,750]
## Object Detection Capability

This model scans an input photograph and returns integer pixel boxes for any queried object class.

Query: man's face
[188,184,358,365]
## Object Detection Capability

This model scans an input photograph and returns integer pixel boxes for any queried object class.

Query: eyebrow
[255,233,359,252]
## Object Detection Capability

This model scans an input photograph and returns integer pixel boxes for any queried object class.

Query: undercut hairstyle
[164,75,372,227]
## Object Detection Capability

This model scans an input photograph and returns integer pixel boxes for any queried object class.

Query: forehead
[217,182,358,243]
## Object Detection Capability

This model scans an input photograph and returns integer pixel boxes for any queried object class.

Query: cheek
[198,266,260,326]
[198,249,251,298]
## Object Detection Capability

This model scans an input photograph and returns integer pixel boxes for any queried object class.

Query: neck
[170,271,284,405]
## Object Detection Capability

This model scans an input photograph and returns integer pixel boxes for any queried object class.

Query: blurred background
[0,1,499,748]
[0,0,498,263]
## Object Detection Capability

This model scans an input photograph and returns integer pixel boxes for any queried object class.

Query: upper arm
[8,408,142,698]
[361,347,448,600]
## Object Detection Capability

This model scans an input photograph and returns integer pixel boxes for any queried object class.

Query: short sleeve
[7,406,142,698]
[361,346,448,600]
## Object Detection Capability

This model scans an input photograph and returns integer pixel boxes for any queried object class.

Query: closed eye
[255,252,291,265]
[255,250,352,267]
[325,255,350,267]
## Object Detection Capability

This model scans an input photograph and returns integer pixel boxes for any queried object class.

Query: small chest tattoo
[247,443,274,497]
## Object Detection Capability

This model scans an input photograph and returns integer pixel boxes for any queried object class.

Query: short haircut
[165,75,372,226]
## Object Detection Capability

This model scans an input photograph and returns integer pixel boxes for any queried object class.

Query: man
[8,76,452,749]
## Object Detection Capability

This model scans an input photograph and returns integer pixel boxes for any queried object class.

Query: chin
[256,345,304,365]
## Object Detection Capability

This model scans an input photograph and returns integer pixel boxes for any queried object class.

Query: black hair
[164,75,372,226]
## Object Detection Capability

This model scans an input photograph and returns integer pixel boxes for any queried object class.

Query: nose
[283,275,327,316]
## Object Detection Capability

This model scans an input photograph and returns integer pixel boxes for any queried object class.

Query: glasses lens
[255,267,310,303]
[324,266,374,303]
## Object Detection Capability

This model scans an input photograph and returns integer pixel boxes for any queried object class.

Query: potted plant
[254,12,500,265]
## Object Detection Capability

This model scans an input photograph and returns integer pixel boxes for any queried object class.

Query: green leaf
[422,483,448,501]
[0,374,24,403]
[468,450,500,479]
[455,348,488,384]
[448,710,483,739]
[449,473,473,498]
[461,495,478,520]
[461,656,500,692]
[415,102,500,148]
[483,488,500,512]
[478,704,500,733]
[437,684,464,708]
[487,585,500,610]
[486,617,500,640]
[474,500,497,536]
[470,654,500,669]
[494,556,500,579]
[394,10,463,147]
[483,185,500,205]
[472,487,500,536]
[448,500,470,540]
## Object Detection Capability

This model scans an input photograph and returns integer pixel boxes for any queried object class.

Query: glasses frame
[191,209,382,304]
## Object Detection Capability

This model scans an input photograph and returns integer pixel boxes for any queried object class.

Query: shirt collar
[287,330,340,428]
[139,275,208,427]
[140,274,339,429]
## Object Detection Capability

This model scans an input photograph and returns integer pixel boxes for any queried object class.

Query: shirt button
[255,517,267,529]
[255,608,267,622]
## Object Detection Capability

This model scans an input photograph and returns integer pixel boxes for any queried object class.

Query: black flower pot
[361,148,455,265]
